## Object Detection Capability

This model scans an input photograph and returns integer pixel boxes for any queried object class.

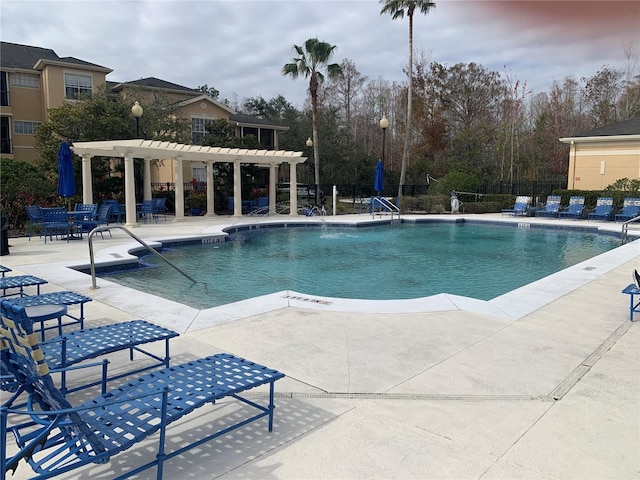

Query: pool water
[100,223,620,309]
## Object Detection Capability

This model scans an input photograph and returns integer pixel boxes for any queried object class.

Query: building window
[14,121,42,135]
[65,73,92,99]
[0,117,11,154]
[10,73,40,89]
[0,72,8,106]
[192,165,206,184]
[191,117,216,145]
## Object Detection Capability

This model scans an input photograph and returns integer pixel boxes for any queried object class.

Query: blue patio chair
[73,203,98,226]
[153,197,167,220]
[501,196,531,217]
[74,203,98,215]
[0,299,285,480]
[138,200,157,223]
[41,207,72,243]
[227,196,235,215]
[103,199,125,223]
[558,196,585,219]
[80,203,112,238]
[71,203,98,234]
[587,197,614,221]
[615,197,640,222]
[24,205,44,241]
[534,195,561,218]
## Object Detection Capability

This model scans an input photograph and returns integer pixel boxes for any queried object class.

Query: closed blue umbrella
[57,141,75,200]
[374,159,384,196]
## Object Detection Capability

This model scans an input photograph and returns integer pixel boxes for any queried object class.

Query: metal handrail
[371,196,400,220]
[87,225,197,289]
[621,215,640,245]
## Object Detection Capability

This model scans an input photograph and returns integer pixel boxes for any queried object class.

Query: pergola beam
[71,140,307,221]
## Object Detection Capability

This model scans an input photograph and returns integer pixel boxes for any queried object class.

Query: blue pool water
[99,223,619,309]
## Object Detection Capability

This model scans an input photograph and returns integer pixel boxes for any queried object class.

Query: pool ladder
[371,196,400,221]
[87,225,197,290]
[621,215,640,245]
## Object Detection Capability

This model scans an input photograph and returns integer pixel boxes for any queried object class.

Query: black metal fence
[152,180,567,200]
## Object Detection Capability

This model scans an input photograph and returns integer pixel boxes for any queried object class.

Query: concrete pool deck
[1,213,639,479]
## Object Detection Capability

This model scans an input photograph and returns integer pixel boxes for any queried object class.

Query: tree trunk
[310,74,321,206]
[398,12,414,199]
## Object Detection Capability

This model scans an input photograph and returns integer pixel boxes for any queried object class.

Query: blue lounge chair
[227,196,235,215]
[24,205,44,241]
[534,195,561,218]
[587,197,614,221]
[5,290,92,339]
[1,317,179,396]
[558,196,585,219]
[0,274,47,297]
[0,300,284,480]
[502,196,531,217]
[615,197,640,222]
[0,265,10,278]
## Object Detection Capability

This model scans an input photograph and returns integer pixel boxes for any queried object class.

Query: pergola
[71,140,308,225]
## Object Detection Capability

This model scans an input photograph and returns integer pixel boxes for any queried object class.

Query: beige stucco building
[0,42,111,163]
[0,41,289,188]
[560,117,640,190]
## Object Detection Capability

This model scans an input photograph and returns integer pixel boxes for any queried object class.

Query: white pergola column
[269,164,278,215]
[143,158,152,201]
[174,157,185,221]
[290,162,298,215]
[206,162,215,217]
[81,154,93,204]
[124,154,137,227]
[233,161,242,217]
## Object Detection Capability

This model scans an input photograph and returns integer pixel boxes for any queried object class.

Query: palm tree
[283,38,342,205]
[380,0,436,198]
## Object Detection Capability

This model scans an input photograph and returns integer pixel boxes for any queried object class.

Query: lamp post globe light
[132,101,143,138]
[379,115,388,166]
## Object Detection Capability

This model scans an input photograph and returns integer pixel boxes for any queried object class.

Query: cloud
[1,0,638,107]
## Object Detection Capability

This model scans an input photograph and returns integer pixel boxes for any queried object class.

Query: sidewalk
[1,214,638,479]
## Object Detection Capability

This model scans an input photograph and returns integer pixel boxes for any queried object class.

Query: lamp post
[379,115,388,166]
[305,137,313,188]
[131,101,143,138]
[304,137,318,205]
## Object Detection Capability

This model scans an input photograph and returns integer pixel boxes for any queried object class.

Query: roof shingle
[574,117,640,137]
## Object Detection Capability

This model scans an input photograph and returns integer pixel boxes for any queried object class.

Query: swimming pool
[99,222,620,310]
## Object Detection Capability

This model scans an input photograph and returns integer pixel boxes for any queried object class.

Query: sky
[2,0,639,109]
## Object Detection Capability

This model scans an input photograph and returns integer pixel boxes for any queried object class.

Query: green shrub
[186,192,207,212]
[462,201,502,214]
[0,157,57,231]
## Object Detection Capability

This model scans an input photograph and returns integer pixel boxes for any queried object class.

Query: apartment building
[0,41,111,163]
[0,41,288,185]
